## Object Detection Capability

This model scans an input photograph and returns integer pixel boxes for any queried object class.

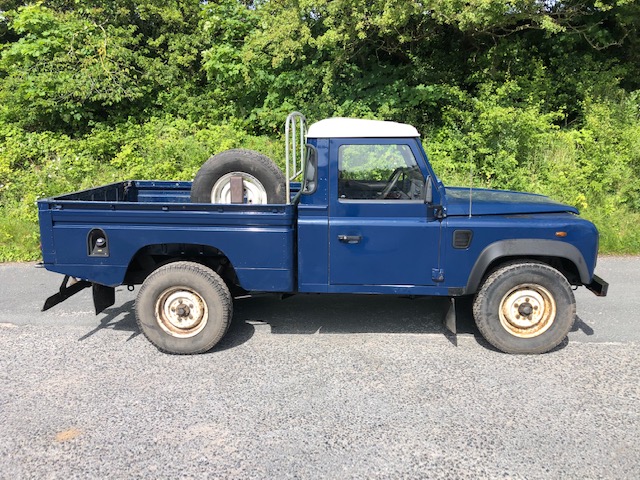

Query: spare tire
[190,149,286,204]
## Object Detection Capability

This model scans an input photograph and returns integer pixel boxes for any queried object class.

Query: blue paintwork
[38,136,603,297]
[442,213,599,289]
[326,138,440,287]
[39,181,295,291]
[444,187,580,216]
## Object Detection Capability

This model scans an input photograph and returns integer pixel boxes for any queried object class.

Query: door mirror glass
[424,176,433,204]
[302,144,318,194]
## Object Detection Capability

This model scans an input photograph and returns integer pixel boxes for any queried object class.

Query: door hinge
[432,268,445,283]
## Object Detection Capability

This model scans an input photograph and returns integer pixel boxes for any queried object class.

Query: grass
[585,209,640,254]
[0,213,40,262]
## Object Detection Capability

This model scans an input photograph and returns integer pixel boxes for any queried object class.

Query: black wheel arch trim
[464,239,590,295]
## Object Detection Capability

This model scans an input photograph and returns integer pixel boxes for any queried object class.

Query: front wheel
[473,262,576,354]
[135,262,232,354]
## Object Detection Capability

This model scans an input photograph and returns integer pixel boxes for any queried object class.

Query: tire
[190,149,286,204]
[472,262,576,354]
[135,262,233,354]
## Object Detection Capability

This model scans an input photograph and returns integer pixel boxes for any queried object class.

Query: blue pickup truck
[38,113,608,355]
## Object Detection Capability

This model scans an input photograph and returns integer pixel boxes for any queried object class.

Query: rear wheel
[135,262,232,354]
[473,262,576,354]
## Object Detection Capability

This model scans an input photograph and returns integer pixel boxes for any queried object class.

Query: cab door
[328,139,441,288]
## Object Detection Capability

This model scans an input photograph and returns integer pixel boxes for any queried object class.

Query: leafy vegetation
[1,0,639,260]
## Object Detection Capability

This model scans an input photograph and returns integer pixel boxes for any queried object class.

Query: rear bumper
[586,274,608,297]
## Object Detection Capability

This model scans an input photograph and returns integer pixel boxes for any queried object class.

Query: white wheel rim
[155,287,208,338]
[210,172,268,204]
[499,284,556,338]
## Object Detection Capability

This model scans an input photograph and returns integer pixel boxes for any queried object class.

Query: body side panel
[441,214,598,292]
[40,200,295,291]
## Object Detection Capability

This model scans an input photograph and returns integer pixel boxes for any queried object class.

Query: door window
[338,144,425,200]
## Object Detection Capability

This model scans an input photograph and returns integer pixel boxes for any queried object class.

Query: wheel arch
[465,239,590,295]
[123,243,244,294]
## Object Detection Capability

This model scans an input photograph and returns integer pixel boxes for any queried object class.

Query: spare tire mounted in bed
[190,149,286,204]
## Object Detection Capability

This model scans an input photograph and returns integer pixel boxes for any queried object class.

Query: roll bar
[285,112,307,204]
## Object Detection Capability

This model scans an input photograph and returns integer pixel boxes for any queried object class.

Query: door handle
[338,235,362,244]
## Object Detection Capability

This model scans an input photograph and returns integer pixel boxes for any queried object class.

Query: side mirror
[302,145,318,194]
[424,176,433,204]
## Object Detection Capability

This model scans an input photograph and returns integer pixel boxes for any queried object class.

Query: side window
[338,144,425,201]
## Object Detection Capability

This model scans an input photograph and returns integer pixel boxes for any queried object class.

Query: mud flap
[93,283,115,314]
[445,298,457,334]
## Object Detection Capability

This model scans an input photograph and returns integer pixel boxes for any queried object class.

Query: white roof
[307,117,420,138]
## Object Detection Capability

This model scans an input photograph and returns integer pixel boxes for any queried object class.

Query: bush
[425,86,640,253]
[1,89,639,261]
[0,116,284,261]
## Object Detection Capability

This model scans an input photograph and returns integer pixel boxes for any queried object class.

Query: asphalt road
[0,257,638,479]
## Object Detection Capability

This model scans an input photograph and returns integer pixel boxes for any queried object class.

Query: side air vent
[453,230,473,249]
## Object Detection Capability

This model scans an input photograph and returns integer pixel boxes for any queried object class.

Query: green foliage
[107,117,283,180]
[1,0,639,260]
[0,214,40,262]
[0,4,145,131]
[0,115,283,261]
[340,144,414,181]
[425,88,640,252]
[427,81,563,190]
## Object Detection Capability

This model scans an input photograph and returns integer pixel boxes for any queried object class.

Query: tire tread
[473,261,576,354]
[135,261,232,355]
[190,149,286,204]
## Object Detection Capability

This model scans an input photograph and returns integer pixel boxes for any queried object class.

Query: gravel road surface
[0,257,638,479]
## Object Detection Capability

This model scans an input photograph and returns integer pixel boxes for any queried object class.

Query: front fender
[464,239,590,294]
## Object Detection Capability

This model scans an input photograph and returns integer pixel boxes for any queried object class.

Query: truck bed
[52,180,193,204]
[38,181,296,291]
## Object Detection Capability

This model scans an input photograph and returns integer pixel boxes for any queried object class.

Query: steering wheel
[380,167,405,199]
